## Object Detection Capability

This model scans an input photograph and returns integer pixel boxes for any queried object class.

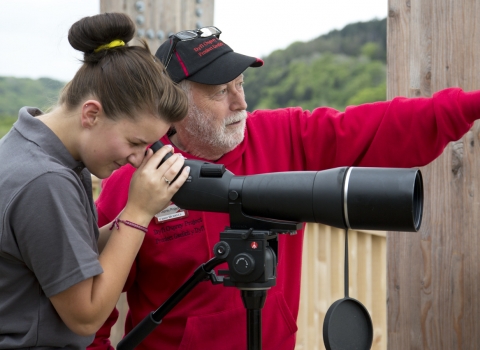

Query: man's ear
[81,100,102,129]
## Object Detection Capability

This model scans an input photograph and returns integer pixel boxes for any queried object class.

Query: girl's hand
[123,145,190,225]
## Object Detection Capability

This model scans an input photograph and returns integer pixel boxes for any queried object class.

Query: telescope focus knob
[233,253,255,275]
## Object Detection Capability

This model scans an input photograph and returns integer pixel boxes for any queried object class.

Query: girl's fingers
[142,145,174,170]
[161,155,186,184]
[165,165,191,190]
[126,150,190,219]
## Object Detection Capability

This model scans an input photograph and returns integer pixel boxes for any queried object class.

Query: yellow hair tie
[94,39,125,53]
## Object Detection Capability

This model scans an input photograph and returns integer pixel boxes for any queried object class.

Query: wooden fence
[296,224,387,350]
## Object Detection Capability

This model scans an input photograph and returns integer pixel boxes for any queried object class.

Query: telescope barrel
[236,167,423,232]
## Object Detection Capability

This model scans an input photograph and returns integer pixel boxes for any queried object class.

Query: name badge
[154,203,189,224]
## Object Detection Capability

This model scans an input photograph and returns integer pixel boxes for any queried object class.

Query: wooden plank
[371,236,387,350]
[387,0,480,349]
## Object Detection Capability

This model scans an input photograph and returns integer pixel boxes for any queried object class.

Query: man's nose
[230,90,248,111]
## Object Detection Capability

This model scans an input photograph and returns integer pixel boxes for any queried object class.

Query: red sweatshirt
[90,88,479,350]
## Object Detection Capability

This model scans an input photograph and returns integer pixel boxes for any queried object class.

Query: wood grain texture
[296,226,387,350]
[387,0,480,349]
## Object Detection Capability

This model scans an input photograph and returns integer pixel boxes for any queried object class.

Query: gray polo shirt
[0,107,104,349]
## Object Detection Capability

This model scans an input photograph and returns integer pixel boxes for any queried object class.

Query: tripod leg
[247,308,262,350]
[241,290,267,350]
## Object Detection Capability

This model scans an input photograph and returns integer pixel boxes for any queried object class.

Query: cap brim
[186,52,263,85]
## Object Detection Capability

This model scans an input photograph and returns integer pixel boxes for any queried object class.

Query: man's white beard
[183,103,247,154]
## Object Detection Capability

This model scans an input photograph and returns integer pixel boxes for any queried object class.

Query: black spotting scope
[151,141,423,232]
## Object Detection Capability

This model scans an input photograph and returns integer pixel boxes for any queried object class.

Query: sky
[0,0,387,82]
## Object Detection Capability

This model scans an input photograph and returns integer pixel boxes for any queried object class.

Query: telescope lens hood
[242,167,423,232]
[343,167,423,232]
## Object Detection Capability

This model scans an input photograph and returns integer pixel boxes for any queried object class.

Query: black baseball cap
[155,35,264,85]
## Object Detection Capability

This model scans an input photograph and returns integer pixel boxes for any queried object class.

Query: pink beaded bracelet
[109,217,148,233]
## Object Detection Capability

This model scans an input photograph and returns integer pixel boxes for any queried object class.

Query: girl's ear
[81,100,103,129]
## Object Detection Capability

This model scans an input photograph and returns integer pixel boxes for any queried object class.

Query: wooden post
[100,0,214,54]
[387,0,480,349]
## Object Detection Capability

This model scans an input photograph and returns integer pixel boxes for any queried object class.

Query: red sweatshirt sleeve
[244,87,479,171]
[327,88,477,168]
[349,88,478,167]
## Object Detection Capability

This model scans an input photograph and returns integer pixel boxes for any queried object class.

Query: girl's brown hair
[59,12,187,123]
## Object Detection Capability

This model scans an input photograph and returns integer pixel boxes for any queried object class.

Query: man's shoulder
[248,107,305,119]
[246,108,306,130]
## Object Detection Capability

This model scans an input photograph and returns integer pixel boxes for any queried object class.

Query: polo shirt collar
[15,107,85,174]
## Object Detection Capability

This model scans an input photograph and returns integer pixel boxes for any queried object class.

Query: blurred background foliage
[0,77,64,137]
[0,18,386,138]
[243,18,386,111]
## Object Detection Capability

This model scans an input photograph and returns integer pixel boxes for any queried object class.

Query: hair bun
[68,12,135,59]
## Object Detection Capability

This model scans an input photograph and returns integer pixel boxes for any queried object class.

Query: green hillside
[243,18,387,111]
[0,77,65,137]
[0,77,65,116]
